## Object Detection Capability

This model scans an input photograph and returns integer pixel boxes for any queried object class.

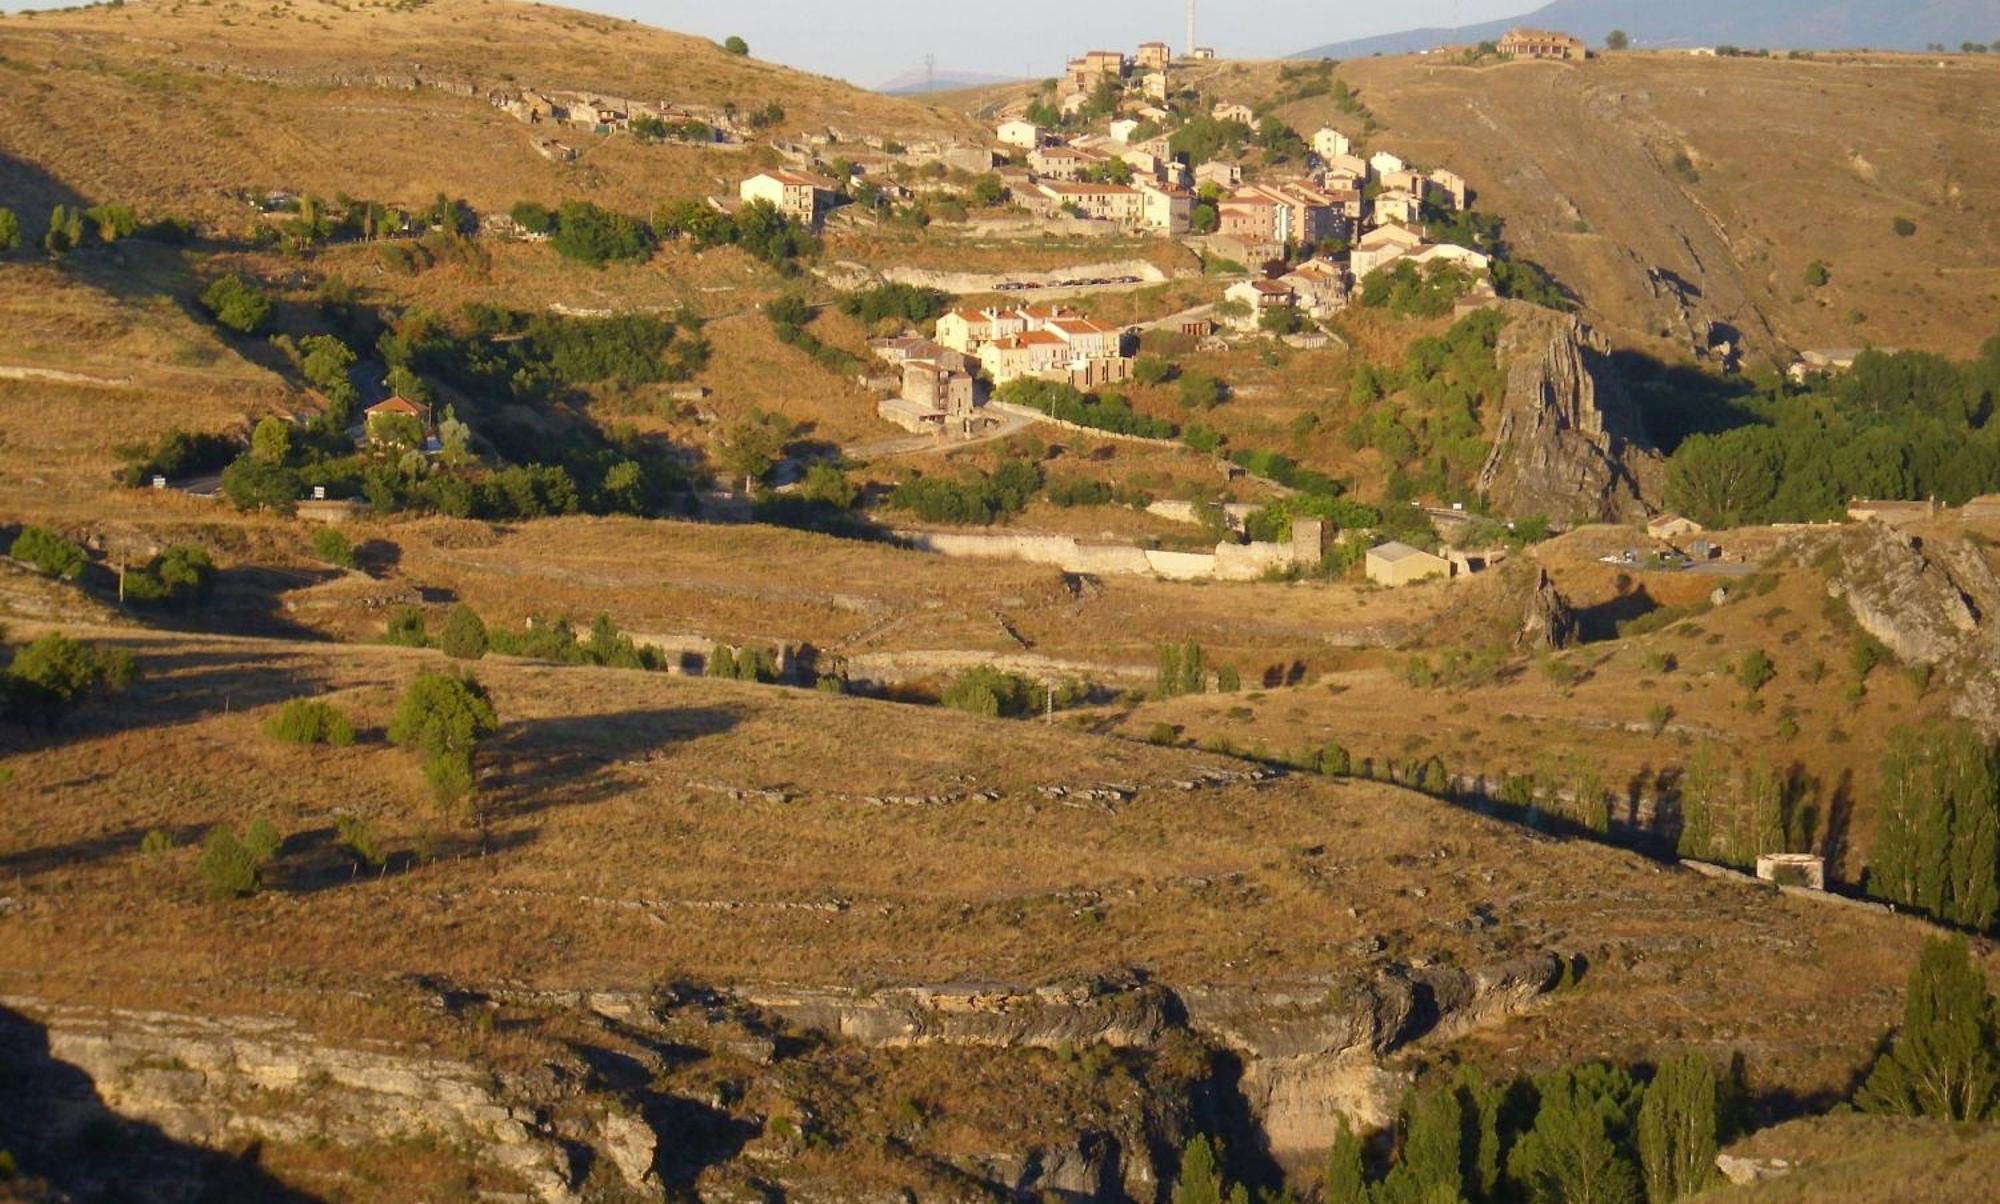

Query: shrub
[1147,722,1178,746]
[384,605,429,647]
[310,527,356,569]
[439,603,489,661]
[244,817,283,864]
[1215,664,1241,693]
[1736,650,1775,694]
[199,274,272,335]
[1892,216,1917,238]
[123,544,214,608]
[1804,260,1831,288]
[3,632,134,732]
[263,698,356,747]
[389,671,498,809]
[10,526,85,580]
[336,815,385,869]
[0,206,18,254]
[941,665,1040,718]
[198,827,264,899]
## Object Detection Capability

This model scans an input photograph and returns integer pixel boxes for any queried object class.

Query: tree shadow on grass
[481,706,744,820]
[0,1004,323,1202]
[0,822,208,880]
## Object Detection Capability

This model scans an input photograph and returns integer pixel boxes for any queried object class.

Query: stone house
[1224,279,1298,328]
[1137,182,1193,234]
[997,119,1044,149]
[1109,118,1142,144]
[1373,188,1423,227]
[1038,181,1144,224]
[1349,222,1425,279]
[979,330,1072,383]
[1428,168,1468,210]
[1312,127,1351,161]
[1281,259,1349,316]
[1142,72,1171,102]
[1028,144,1091,180]
[1365,541,1450,587]
[1645,513,1704,540]
[1212,102,1255,125]
[1499,28,1589,60]
[739,170,842,227]
[1136,41,1171,71]
[364,395,432,442]
[1368,150,1406,177]
[1194,161,1242,189]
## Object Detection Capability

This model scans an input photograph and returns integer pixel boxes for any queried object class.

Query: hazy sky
[0,0,1541,86]
[624,1,1538,84]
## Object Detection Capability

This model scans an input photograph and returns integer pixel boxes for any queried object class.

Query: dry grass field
[0,615,1957,1106]
[0,0,974,230]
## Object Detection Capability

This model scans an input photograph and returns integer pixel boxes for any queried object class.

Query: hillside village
[6,3,2000,1201]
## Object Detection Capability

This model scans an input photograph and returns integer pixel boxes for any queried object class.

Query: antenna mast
[1186,0,1196,58]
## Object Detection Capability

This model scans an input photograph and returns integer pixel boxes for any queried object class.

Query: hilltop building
[1500,28,1589,60]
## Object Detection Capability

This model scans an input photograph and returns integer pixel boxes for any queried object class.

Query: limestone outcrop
[1478,307,1661,523]
[1518,567,1581,650]
[1818,523,2000,733]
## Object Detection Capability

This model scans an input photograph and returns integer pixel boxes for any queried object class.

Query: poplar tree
[1173,1135,1224,1204]
[1322,1115,1368,1204]
[1869,723,1999,929]
[1636,1054,1719,1202]
[1856,936,2000,1121]
[1377,1086,1465,1204]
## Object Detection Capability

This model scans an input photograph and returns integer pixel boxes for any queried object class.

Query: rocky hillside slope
[0,622,1955,1199]
[1259,52,2000,363]
[0,0,973,229]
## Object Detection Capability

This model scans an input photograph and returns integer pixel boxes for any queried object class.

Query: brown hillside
[957,52,2000,363]
[0,0,974,227]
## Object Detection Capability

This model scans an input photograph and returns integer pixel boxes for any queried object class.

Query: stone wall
[897,529,1301,583]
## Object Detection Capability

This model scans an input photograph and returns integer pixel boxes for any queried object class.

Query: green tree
[1178,640,1206,696]
[220,455,301,515]
[0,207,19,254]
[1856,936,2000,1121]
[1322,1115,1368,1204]
[1605,29,1630,50]
[1178,372,1225,410]
[723,34,750,55]
[439,603,489,661]
[1637,1054,1720,1202]
[1804,260,1831,288]
[251,416,292,464]
[10,526,86,580]
[199,827,264,899]
[310,528,356,569]
[43,204,85,255]
[199,274,272,335]
[971,174,1006,206]
[1157,643,1184,697]
[1377,1086,1464,1204]
[388,671,499,809]
[3,632,134,732]
[1508,1065,1643,1204]
[1173,1135,1224,1204]
[1869,722,2000,929]
[717,407,795,491]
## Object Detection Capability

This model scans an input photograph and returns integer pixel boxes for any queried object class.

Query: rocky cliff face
[1818,523,2000,733]
[0,953,1566,1201]
[1478,308,1662,523]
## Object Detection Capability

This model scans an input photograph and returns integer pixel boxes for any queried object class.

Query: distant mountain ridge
[1294,0,2000,58]
[877,67,1020,96]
